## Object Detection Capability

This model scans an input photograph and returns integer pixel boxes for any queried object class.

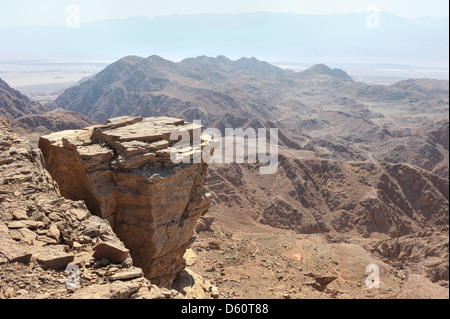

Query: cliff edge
[39,116,213,287]
[1,117,185,299]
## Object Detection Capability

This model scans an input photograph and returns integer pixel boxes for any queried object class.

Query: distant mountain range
[0,12,448,67]
[48,55,449,178]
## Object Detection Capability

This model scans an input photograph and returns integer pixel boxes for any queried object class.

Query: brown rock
[7,220,44,230]
[93,242,130,264]
[13,209,29,221]
[47,224,61,240]
[40,116,214,287]
[0,116,155,299]
[109,268,144,281]
[33,246,75,270]
[69,281,142,299]
[0,223,33,264]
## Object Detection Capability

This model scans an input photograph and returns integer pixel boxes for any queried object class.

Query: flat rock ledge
[39,116,214,287]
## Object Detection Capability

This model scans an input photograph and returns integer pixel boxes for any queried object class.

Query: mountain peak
[233,57,283,76]
[302,64,353,81]
[117,55,146,65]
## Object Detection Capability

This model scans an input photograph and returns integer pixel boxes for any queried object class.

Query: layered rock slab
[39,116,213,287]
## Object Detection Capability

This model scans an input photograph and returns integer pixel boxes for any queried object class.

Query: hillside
[0,77,98,144]
[0,77,47,119]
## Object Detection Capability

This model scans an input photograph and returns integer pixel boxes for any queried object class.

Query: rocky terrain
[1,56,448,299]
[0,118,218,299]
[196,154,448,298]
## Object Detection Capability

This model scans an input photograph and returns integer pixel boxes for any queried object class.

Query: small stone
[83,273,93,281]
[211,286,220,299]
[72,242,83,251]
[35,236,58,245]
[208,241,220,250]
[109,268,144,281]
[204,266,215,272]
[160,288,173,299]
[8,220,44,230]
[33,246,75,270]
[16,289,29,297]
[47,224,60,241]
[18,228,37,245]
[9,229,23,241]
[68,209,91,222]
[13,209,29,221]
[47,213,61,221]
[183,249,197,266]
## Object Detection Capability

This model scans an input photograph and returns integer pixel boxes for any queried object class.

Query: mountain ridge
[0,77,47,119]
[48,55,448,179]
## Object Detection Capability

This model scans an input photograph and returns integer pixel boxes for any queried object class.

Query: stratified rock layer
[39,116,213,287]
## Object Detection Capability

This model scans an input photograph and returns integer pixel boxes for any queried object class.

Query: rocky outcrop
[0,117,182,299]
[39,116,213,287]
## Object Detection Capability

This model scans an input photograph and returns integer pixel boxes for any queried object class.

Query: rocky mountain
[47,55,450,298]
[49,55,449,177]
[11,108,97,145]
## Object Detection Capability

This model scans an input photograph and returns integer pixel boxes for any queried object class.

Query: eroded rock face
[0,117,178,299]
[39,116,213,287]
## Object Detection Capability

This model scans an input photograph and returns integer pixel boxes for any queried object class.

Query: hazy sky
[0,0,448,27]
